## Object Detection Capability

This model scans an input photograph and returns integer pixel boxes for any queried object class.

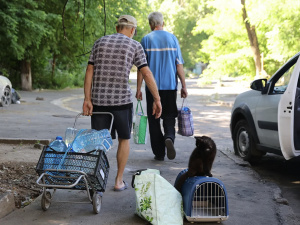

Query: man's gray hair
[148,12,163,27]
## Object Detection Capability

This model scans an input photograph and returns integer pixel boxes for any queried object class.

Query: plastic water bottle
[65,127,79,147]
[72,129,113,153]
[48,136,67,152]
[182,107,190,113]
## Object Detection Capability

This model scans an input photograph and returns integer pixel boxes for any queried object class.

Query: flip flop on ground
[114,181,128,192]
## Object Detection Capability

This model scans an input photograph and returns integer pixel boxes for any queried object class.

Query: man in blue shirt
[136,12,188,161]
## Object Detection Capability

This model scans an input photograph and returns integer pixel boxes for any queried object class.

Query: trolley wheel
[41,191,52,211]
[92,192,102,214]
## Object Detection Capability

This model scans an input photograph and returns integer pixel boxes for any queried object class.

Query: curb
[209,93,235,108]
[219,148,251,167]
[210,99,233,108]
[0,192,15,219]
[0,138,50,219]
[0,138,51,145]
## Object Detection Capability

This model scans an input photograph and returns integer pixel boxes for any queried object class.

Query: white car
[230,51,300,161]
[0,75,12,107]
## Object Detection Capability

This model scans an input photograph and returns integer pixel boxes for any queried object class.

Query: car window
[273,64,296,93]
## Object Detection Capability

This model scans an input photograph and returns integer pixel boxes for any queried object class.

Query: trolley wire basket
[176,169,229,223]
[35,112,113,214]
[36,147,109,192]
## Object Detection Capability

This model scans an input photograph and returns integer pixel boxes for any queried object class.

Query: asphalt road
[0,78,299,225]
[250,153,300,220]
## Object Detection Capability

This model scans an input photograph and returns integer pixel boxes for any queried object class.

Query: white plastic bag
[132,169,183,225]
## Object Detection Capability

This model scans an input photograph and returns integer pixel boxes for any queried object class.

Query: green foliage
[0,0,46,61]
[193,0,254,79]
[192,0,300,80]
[0,0,152,89]
[1,0,300,88]
[172,0,210,68]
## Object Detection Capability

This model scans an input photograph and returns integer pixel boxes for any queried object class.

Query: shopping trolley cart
[35,112,113,214]
[175,169,229,223]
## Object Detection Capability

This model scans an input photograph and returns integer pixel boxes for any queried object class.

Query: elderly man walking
[136,12,188,161]
[83,15,162,191]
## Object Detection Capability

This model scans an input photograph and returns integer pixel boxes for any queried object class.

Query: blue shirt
[141,30,184,90]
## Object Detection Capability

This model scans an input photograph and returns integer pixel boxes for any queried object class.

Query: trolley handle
[73,112,114,132]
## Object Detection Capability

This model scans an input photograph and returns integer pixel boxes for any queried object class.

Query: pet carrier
[175,169,229,223]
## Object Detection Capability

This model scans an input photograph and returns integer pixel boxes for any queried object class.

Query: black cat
[175,136,217,192]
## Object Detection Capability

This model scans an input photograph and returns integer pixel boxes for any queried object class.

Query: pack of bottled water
[65,128,113,153]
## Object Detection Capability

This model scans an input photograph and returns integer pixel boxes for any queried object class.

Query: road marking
[51,95,83,113]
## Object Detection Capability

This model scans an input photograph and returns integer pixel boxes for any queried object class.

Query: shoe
[165,138,176,160]
[114,181,128,191]
[154,156,164,161]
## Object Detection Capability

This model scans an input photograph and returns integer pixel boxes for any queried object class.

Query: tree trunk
[51,54,56,82]
[20,60,32,91]
[241,0,262,77]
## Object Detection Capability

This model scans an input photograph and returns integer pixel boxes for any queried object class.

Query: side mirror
[250,79,267,91]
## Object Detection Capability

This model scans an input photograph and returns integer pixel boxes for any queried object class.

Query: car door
[255,63,296,151]
[254,93,281,150]
[278,56,300,160]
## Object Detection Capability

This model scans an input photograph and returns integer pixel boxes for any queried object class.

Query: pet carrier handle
[73,112,114,132]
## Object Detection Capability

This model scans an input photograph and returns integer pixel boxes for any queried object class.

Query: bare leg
[114,138,130,189]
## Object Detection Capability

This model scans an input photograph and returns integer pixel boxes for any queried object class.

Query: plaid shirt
[88,33,147,106]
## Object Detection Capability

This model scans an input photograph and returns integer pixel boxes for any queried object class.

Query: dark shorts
[91,104,133,140]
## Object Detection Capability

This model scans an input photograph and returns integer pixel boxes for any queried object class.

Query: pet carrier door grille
[175,171,229,222]
[191,182,227,219]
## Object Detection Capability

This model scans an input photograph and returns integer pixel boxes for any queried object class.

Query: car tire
[233,119,263,161]
[0,87,11,107]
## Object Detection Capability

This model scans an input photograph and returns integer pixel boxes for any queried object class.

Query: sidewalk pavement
[210,93,237,108]
[0,86,244,221]
[0,139,297,225]
[0,84,298,225]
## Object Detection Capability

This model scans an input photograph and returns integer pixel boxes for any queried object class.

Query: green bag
[133,100,148,144]
[132,169,183,225]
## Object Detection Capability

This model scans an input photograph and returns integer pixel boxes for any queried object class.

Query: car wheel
[233,119,263,161]
[0,87,11,107]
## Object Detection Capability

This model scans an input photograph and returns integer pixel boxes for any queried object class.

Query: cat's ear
[195,136,201,147]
